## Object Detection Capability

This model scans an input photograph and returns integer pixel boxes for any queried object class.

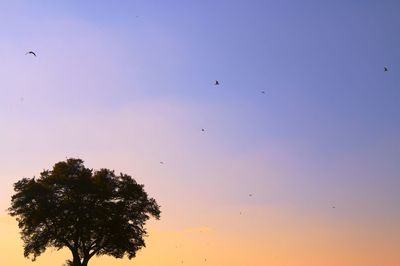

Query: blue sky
[1,0,399,209]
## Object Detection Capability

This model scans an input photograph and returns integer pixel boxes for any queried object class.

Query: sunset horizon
[1,1,399,265]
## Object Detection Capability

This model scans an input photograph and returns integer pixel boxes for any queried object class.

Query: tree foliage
[9,158,161,266]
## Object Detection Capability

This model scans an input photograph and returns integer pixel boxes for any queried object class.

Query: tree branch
[88,246,102,258]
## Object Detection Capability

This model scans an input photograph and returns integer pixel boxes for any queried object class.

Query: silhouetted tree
[9,158,161,266]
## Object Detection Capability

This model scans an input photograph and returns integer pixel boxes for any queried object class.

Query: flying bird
[25,51,36,57]
[261,90,266,94]
[214,80,220,85]
[384,66,388,72]
[159,161,164,165]
[201,128,205,132]
[249,194,252,197]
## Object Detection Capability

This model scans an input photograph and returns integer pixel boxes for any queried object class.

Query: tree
[8,158,161,266]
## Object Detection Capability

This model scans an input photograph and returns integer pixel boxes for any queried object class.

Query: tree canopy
[8,158,161,266]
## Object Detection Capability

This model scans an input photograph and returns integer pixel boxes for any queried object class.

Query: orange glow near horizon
[2,205,399,266]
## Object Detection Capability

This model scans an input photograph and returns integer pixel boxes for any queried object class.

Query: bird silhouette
[25,51,36,57]
[384,67,388,72]
[201,128,205,132]
[261,90,266,94]
[249,194,252,197]
[159,161,164,165]
[214,80,220,85]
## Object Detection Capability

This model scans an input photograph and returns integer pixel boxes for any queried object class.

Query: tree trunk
[70,255,89,266]
[81,257,89,266]
[72,256,81,266]
[68,248,90,266]
[69,249,83,266]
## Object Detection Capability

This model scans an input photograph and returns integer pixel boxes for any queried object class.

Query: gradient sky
[1,1,400,265]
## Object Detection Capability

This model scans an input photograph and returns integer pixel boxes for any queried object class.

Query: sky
[0,0,399,265]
